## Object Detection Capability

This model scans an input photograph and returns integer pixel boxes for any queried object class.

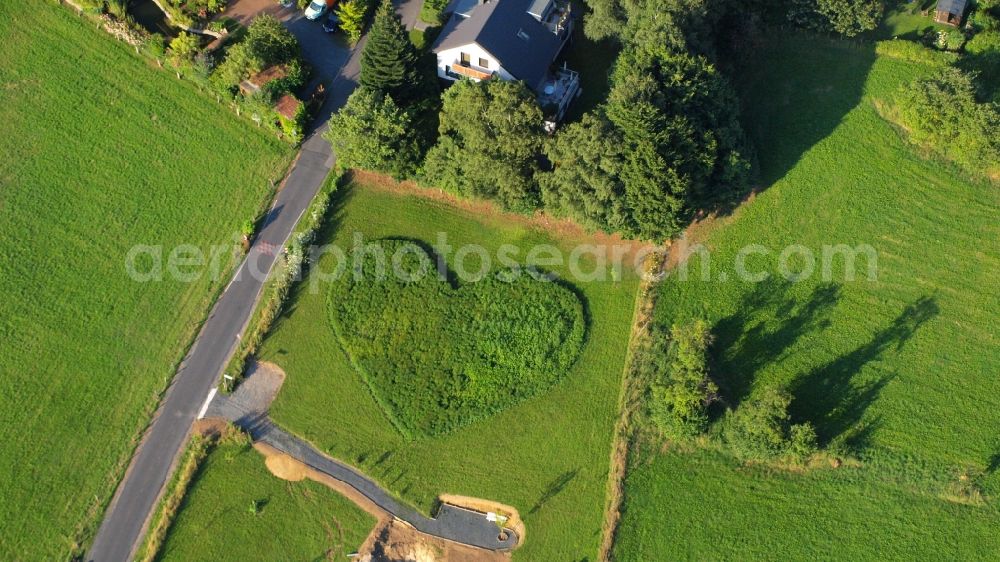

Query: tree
[538,112,633,235]
[211,15,300,91]
[816,0,883,37]
[324,88,420,178]
[645,320,719,440]
[243,14,299,66]
[422,80,545,211]
[168,32,199,65]
[788,0,883,36]
[337,0,368,44]
[724,387,817,463]
[361,0,423,105]
[605,46,750,241]
[583,0,718,57]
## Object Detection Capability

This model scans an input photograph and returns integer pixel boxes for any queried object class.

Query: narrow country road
[85,18,365,562]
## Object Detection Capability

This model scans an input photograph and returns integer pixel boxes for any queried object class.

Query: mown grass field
[157,440,377,561]
[259,180,641,561]
[614,35,1000,559]
[0,3,290,558]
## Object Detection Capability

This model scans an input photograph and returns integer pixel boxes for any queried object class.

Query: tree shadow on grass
[712,279,843,408]
[789,296,939,447]
[528,469,578,515]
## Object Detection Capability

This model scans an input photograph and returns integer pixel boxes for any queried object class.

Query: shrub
[143,33,167,61]
[934,29,966,51]
[874,39,957,66]
[724,387,817,463]
[169,32,200,64]
[886,67,1000,181]
[644,320,719,441]
[221,174,339,389]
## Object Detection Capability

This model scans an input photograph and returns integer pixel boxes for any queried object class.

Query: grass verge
[155,434,377,560]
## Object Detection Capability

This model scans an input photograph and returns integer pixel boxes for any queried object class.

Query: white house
[431,0,581,127]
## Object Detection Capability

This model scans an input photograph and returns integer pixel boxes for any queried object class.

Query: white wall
[435,43,515,83]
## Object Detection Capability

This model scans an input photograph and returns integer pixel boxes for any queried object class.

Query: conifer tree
[360,0,422,105]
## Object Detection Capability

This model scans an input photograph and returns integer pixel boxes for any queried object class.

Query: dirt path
[596,251,667,562]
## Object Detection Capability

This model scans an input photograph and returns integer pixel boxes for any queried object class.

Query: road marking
[196,388,218,420]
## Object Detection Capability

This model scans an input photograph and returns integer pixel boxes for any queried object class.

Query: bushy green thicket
[643,320,719,441]
[874,39,958,66]
[886,67,1000,181]
[328,240,585,438]
[723,388,818,464]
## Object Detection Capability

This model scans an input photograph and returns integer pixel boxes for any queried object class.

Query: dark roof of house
[432,0,564,90]
[937,0,967,15]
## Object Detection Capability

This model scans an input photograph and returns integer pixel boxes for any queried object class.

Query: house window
[479,57,489,69]
[460,52,470,65]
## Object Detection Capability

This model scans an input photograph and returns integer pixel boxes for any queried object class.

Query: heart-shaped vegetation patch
[328,239,586,438]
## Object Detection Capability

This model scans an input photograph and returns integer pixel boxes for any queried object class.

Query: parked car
[304,0,329,20]
[279,0,294,7]
[322,12,340,33]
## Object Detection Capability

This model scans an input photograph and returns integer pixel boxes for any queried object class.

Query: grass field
[258,179,641,560]
[613,35,1000,559]
[156,440,377,561]
[0,3,290,558]
[872,0,952,40]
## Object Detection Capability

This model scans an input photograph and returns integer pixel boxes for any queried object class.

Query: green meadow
[259,180,641,561]
[157,440,377,561]
[614,35,1000,559]
[0,3,290,558]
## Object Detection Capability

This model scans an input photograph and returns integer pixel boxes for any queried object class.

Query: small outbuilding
[935,0,967,27]
[239,65,289,96]
[274,94,303,121]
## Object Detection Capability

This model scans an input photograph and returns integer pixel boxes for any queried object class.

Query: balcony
[537,64,581,128]
[541,0,573,41]
[447,62,494,81]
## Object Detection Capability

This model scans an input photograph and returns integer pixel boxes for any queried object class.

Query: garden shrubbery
[328,240,585,438]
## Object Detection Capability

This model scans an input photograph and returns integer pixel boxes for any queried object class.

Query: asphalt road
[85,17,363,562]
